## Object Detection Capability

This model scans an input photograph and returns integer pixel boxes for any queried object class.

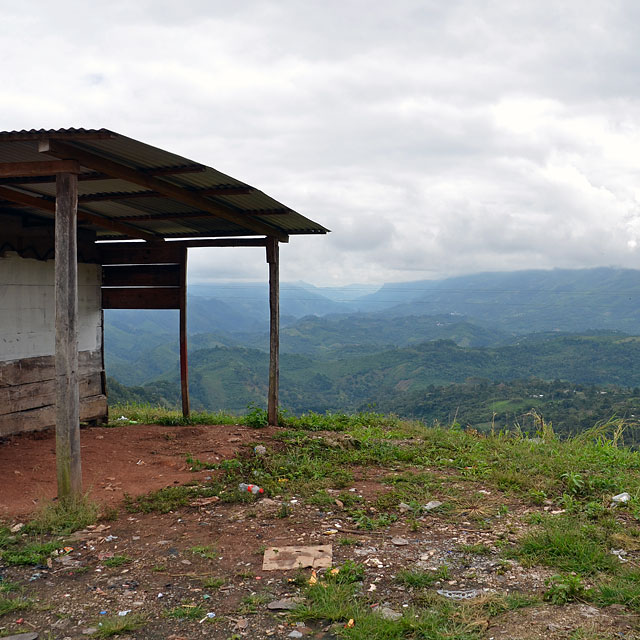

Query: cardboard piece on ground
[262,544,333,571]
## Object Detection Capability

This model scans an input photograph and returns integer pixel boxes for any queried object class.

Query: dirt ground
[0,423,281,519]
[0,424,639,640]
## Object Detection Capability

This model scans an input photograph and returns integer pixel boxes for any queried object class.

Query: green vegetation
[92,614,147,638]
[166,603,206,620]
[102,555,132,568]
[26,495,99,535]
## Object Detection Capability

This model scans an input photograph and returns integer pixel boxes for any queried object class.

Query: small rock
[267,598,302,610]
[10,523,24,533]
[392,537,409,546]
[82,628,99,636]
[398,502,411,513]
[379,607,402,621]
[1,634,39,640]
[423,501,443,511]
[288,632,303,639]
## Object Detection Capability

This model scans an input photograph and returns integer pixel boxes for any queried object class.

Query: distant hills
[105,267,640,428]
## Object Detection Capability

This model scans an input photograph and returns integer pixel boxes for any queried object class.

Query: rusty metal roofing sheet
[0,129,329,240]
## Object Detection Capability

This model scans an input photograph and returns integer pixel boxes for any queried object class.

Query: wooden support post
[179,247,190,418]
[266,237,280,426]
[55,172,82,499]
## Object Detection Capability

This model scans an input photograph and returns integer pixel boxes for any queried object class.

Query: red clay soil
[0,423,278,520]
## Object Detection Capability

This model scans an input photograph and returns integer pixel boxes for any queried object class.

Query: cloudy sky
[2,1,640,287]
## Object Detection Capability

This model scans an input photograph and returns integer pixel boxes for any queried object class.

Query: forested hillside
[105,267,640,435]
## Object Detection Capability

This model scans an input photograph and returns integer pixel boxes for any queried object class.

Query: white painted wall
[0,252,102,362]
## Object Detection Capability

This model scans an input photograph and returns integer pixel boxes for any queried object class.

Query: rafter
[0,186,160,242]
[39,140,288,242]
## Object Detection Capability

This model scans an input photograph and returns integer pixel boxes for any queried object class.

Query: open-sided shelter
[0,128,328,498]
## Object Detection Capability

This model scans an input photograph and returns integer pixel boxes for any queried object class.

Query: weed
[202,576,225,590]
[395,569,438,589]
[92,614,147,638]
[152,564,167,572]
[27,495,99,535]
[276,503,291,518]
[544,574,586,604]
[338,536,359,547]
[0,595,33,616]
[103,555,132,568]
[326,560,365,584]
[238,592,271,614]
[245,403,269,428]
[517,515,617,575]
[191,545,217,560]
[166,603,205,620]
[0,539,59,566]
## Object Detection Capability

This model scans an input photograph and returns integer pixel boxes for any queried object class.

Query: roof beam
[0,164,209,186]
[39,140,288,242]
[0,160,80,178]
[99,238,268,250]
[0,186,160,242]
[77,185,254,203]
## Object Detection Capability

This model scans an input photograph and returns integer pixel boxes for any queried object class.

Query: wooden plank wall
[0,349,107,437]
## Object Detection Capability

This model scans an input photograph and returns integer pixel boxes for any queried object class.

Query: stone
[391,537,409,546]
[423,501,443,511]
[267,598,303,610]
[379,607,402,621]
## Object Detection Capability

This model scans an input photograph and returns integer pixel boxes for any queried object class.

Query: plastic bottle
[239,483,264,495]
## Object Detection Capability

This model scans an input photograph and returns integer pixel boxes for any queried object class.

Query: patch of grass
[124,483,222,513]
[0,581,22,594]
[238,592,271,614]
[589,569,640,610]
[190,545,217,560]
[395,569,438,589]
[166,603,205,620]
[516,515,618,575]
[102,555,132,568]
[92,613,147,637]
[0,595,33,616]
[459,543,492,555]
[202,576,225,590]
[109,403,237,427]
[0,539,59,566]
[326,560,365,584]
[27,495,99,535]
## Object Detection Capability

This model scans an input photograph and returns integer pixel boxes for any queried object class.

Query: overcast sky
[2,1,640,287]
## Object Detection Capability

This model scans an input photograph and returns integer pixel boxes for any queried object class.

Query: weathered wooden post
[179,246,190,418]
[55,170,82,499]
[266,237,280,426]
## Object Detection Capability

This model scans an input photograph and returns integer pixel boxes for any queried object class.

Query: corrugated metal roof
[0,128,329,241]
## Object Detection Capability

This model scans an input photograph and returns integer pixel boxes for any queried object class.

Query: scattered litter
[9,523,24,533]
[157,593,164,599]
[118,610,131,616]
[379,607,402,621]
[436,589,480,600]
[263,545,332,571]
[611,492,631,507]
[368,584,377,592]
[323,529,339,535]
[392,537,409,546]
[198,612,216,623]
[423,501,443,511]
[345,618,355,628]
[308,570,317,585]
[611,549,629,562]
[254,445,267,456]
[239,483,264,495]
[104,535,118,542]
[288,632,303,639]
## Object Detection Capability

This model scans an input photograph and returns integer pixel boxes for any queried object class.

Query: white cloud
[1,0,640,284]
